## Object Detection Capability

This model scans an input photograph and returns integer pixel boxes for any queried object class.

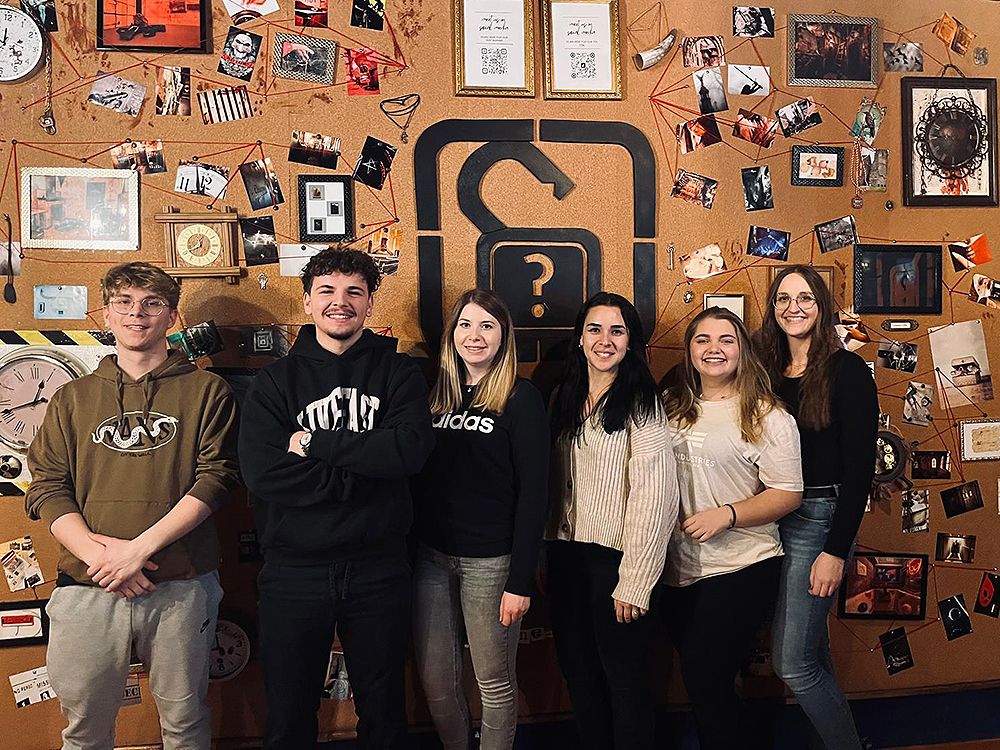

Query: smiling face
[104,286,177,356]
[580,305,629,376]
[689,316,740,388]
[774,272,819,341]
[304,271,372,353]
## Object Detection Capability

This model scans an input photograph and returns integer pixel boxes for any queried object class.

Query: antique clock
[155,207,241,284]
[209,618,251,681]
[0,6,43,83]
[914,94,990,180]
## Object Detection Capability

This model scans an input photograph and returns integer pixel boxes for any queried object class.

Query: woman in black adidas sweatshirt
[411,289,549,750]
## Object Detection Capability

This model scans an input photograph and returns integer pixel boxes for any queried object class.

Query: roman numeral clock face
[0,352,80,452]
[0,7,44,83]
[926,110,980,168]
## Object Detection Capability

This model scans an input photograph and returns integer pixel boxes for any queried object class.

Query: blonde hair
[430,289,518,415]
[101,262,180,308]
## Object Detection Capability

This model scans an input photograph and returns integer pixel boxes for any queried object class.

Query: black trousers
[257,554,411,750]
[661,555,782,750]
[547,540,658,750]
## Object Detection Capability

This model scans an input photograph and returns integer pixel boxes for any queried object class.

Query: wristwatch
[298,431,312,456]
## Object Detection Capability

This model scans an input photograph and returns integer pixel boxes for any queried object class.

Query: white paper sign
[463,0,527,90]
[550,2,613,92]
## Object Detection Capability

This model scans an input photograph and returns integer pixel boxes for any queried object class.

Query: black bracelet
[724,503,737,529]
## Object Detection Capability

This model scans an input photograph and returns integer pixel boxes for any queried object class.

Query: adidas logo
[432,411,495,434]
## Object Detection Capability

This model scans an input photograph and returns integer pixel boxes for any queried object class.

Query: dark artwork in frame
[787,14,879,88]
[97,0,210,53]
[853,244,943,315]
[297,174,355,243]
[839,553,928,621]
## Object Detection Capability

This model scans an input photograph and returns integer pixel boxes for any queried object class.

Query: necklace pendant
[39,110,56,135]
[851,194,864,209]
[400,129,408,144]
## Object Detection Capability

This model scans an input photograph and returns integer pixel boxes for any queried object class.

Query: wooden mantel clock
[155,206,242,285]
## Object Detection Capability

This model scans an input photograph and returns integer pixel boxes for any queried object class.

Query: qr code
[481,47,508,76]
[569,51,596,79]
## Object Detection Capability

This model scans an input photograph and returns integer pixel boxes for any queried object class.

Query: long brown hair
[754,265,842,430]
[429,289,518,415]
[664,307,778,443]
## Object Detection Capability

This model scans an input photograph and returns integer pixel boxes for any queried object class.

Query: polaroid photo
[218,26,262,82]
[322,649,352,699]
[20,0,57,31]
[367,225,402,275]
[692,68,728,114]
[879,627,914,675]
[703,293,744,320]
[901,490,929,534]
[728,64,770,96]
[902,381,933,427]
[969,274,1000,309]
[949,234,992,271]
[351,0,384,31]
[222,0,279,22]
[289,132,340,170]
[681,36,725,67]
[840,553,928,620]
[240,216,278,267]
[197,85,255,125]
[850,98,886,146]
[681,243,726,281]
[741,166,773,212]
[155,66,191,116]
[876,341,918,374]
[9,666,56,708]
[33,285,86,320]
[938,594,973,640]
[671,169,718,209]
[676,114,723,154]
[240,158,285,211]
[295,0,328,27]
[175,161,230,200]
[110,140,167,175]
[88,74,146,117]
[814,215,857,253]
[883,42,923,72]
[352,136,397,190]
[859,146,888,192]
[776,96,822,138]
[278,243,325,277]
[974,573,1000,618]
[928,320,994,404]
[746,226,789,261]
[940,480,984,519]
[346,47,380,95]
[273,33,337,84]
[960,418,1000,461]
[0,537,44,592]
[733,7,774,38]
[911,450,950,480]
[732,108,779,148]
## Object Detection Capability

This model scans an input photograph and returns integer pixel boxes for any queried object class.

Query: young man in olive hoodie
[239,247,433,750]
[25,262,239,750]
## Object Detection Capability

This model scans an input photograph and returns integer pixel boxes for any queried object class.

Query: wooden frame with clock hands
[155,206,242,284]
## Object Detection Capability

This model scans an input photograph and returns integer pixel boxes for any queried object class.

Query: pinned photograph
[218,26,262,81]
[350,0,384,31]
[295,0,328,27]
[88,74,146,117]
[222,0,279,22]
[948,234,991,271]
[352,136,396,190]
[840,553,928,620]
[859,146,888,191]
[850,98,886,146]
[346,47,380,95]
[959,418,1000,461]
[0,536,44,592]
[692,68,728,114]
[788,14,878,87]
[834,311,869,353]
[969,274,1000,309]
[322,650,352,700]
[175,161,230,200]
[20,0,57,31]
[814,215,857,253]
[240,216,278,267]
[938,594,973,640]
[746,226,789,261]
[936,533,976,564]
[876,341,918,374]
[0,241,21,277]
[155,66,191,116]
[671,169,718,209]
[741,166,773,211]
[9,666,56,708]
[681,36,725,68]
[791,145,844,186]
[289,131,341,170]
[240,158,285,211]
[883,42,923,72]
[681,243,726,281]
[733,7,774,38]
[911,450,950,480]
[366,225,401,275]
[197,85,255,124]
[703,293,745,320]
[928,320,994,404]
[879,627,914,675]
[278,242,325,277]
[273,33,337,84]
[974,573,1000,618]
[676,114,723,153]
[901,490,929,534]
[732,108,779,148]
[933,12,975,56]
[940,480,984,519]
[728,65,770,96]
[776,97,822,138]
[110,140,166,174]
[902,381,933,427]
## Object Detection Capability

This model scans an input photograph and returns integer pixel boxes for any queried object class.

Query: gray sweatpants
[45,571,223,750]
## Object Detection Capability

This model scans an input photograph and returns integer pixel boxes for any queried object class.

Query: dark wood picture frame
[791,145,845,187]
[0,599,49,647]
[901,76,998,207]
[97,0,210,53]
[853,244,943,315]
[838,553,929,621]
[297,175,355,244]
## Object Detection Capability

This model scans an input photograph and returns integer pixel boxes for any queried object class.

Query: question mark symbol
[523,253,554,318]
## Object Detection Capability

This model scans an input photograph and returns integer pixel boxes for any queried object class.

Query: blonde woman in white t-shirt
[661,306,803,750]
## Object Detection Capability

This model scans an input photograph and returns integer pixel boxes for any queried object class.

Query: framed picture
[0,599,49,647]
[703,293,744,320]
[838,553,928,621]
[272,32,337,84]
[853,244,943,315]
[768,265,834,294]
[959,418,1000,461]
[454,0,534,96]
[20,167,139,250]
[298,175,354,243]
[787,13,879,88]
[901,76,998,207]
[791,145,845,187]
[96,0,209,53]
[542,0,621,100]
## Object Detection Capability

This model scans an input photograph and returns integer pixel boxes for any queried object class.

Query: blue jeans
[412,544,519,750]
[772,496,862,750]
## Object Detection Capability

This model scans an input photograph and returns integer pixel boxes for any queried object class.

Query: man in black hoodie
[239,247,433,750]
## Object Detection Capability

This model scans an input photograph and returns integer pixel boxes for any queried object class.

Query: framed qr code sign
[454,0,534,97]
[542,0,622,99]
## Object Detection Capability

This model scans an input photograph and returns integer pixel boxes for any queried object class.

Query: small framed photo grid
[298,175,354,243]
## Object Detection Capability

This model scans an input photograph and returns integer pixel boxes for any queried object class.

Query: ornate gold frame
[542,0,622,100]
[454,0,535,97]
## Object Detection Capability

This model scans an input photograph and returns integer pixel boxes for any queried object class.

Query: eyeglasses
[773,293,817,311]
[108,297,170,316]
